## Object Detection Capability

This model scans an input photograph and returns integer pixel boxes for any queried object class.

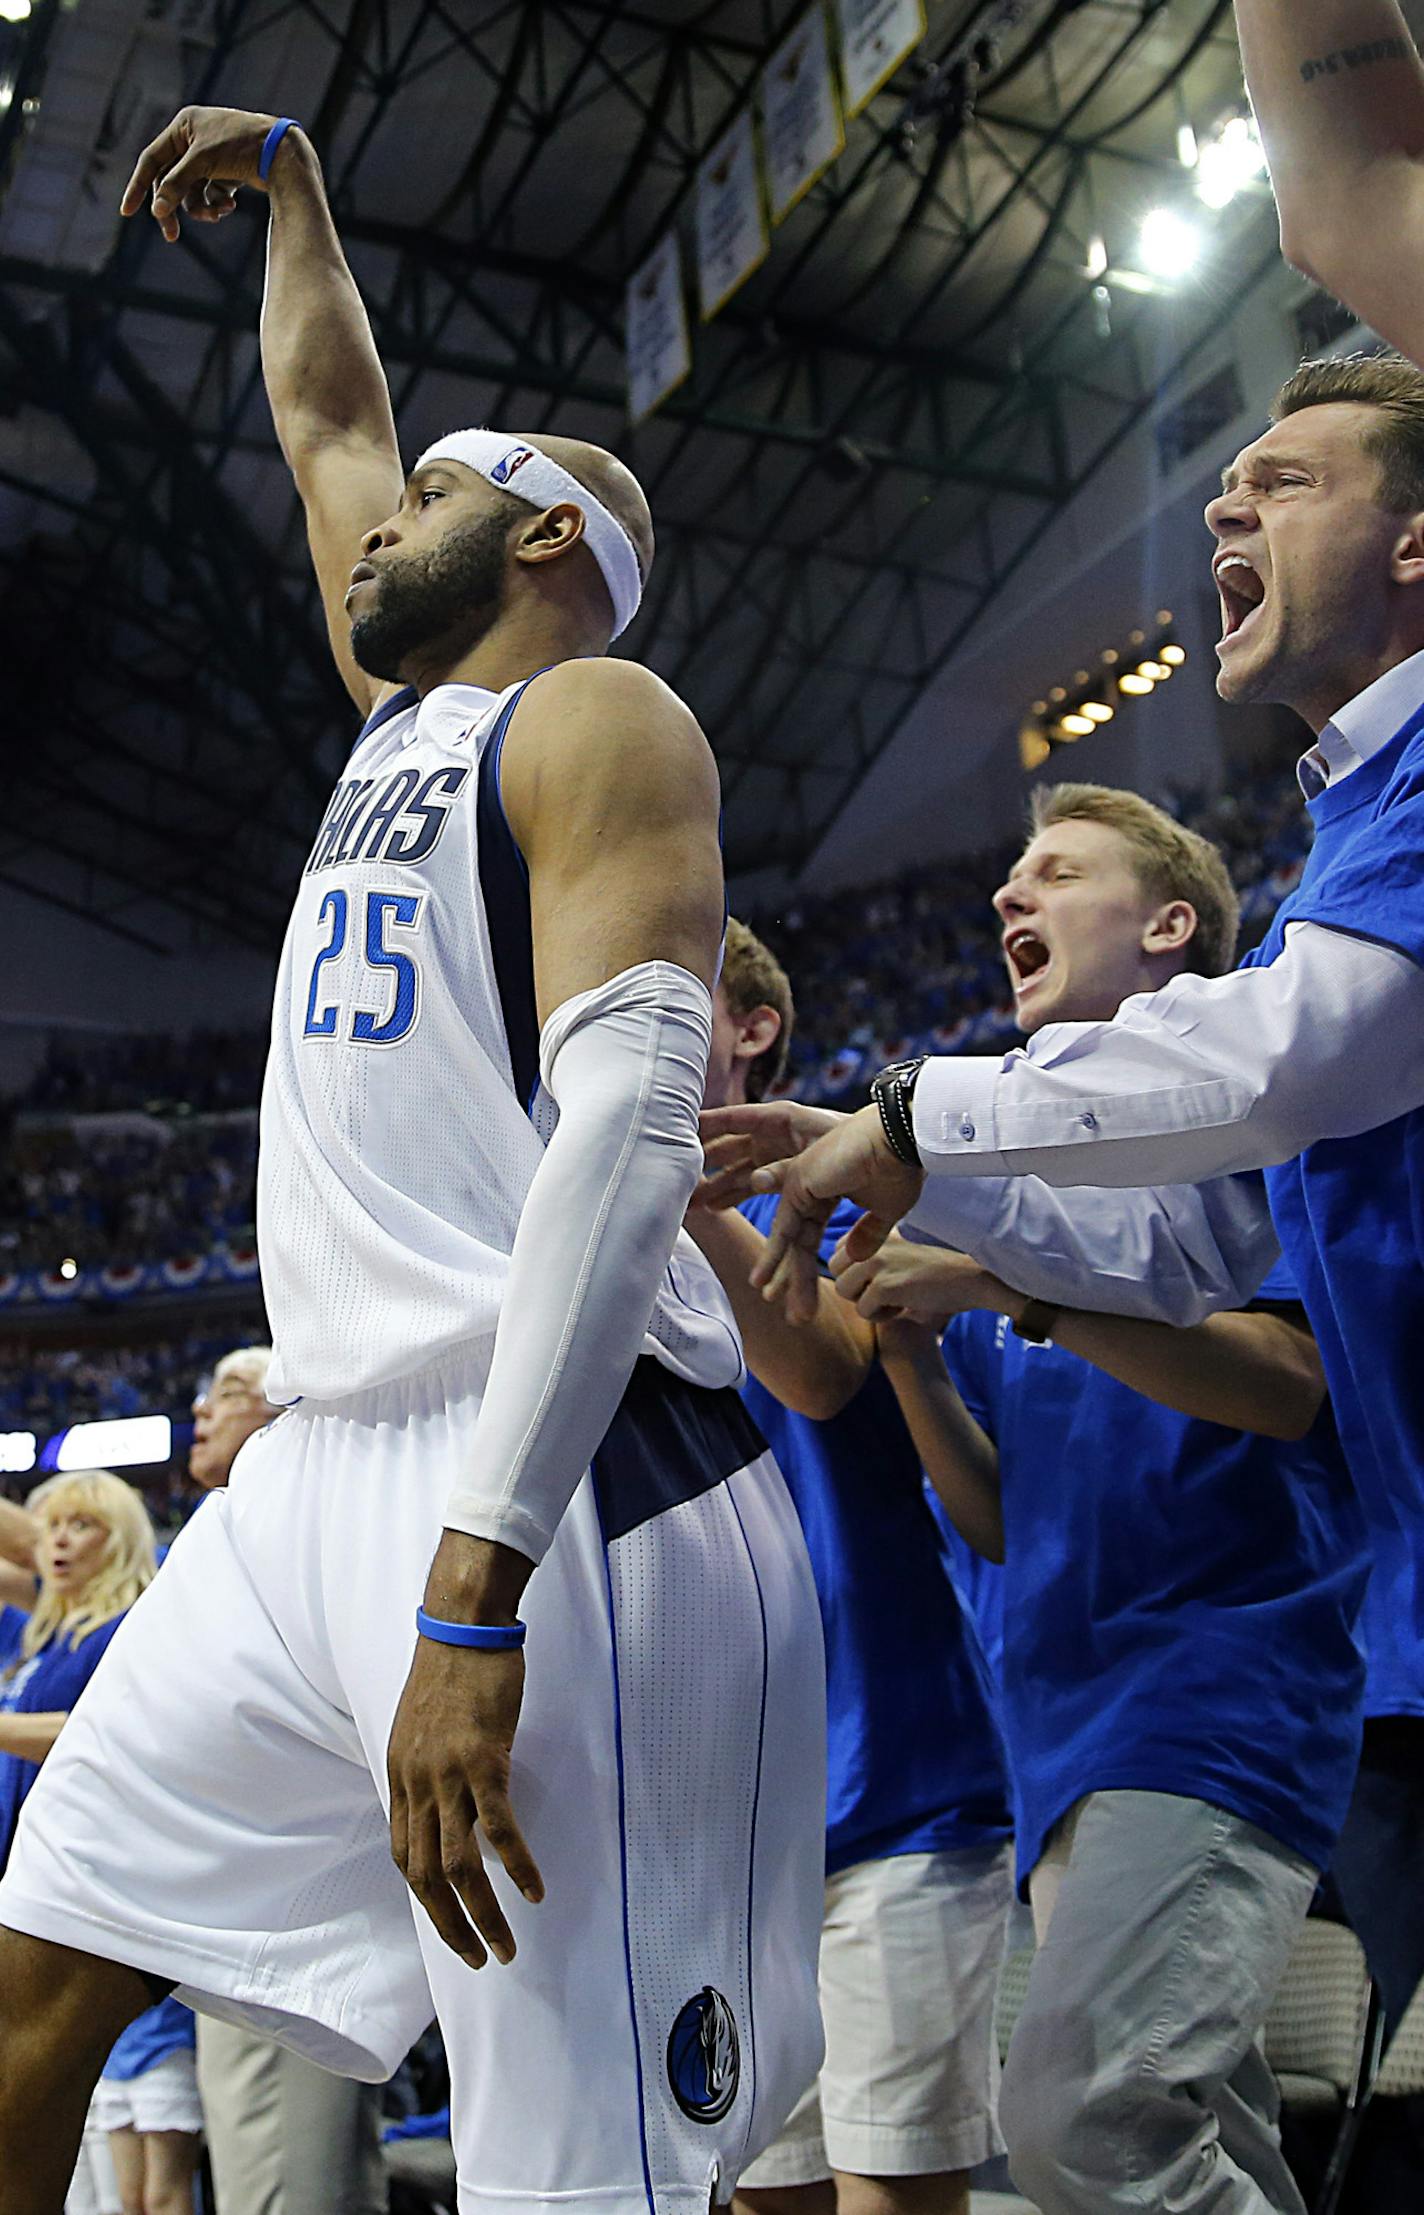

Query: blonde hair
[1029,784,1240,976]
[721,919,795,1101]
[1273,351,1424,512]
[16,1470,156,1667]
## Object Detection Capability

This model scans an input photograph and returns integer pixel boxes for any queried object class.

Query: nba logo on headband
[489,446,535,487]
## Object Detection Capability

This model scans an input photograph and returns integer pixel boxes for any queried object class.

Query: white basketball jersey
[259,676,743,1406]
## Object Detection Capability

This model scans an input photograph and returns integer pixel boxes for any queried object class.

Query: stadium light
[1118,672,1154,696]
[1160,644,1187,666]
[1137,659,1172,681]
[59,1257,77,1281]
[1138,208,1202,280]
[1059,713,1095,738]
[1196,115,1267,211]
[1080,701,1114,723]
[0,0,32,21]
[0,1432,36,1476]
[55,1415,172,1472]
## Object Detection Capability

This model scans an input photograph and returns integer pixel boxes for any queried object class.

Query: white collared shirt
[903,657,1424,1318]
[1299,645,1424,795]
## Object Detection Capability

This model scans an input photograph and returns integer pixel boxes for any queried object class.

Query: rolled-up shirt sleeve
[903,1169,1280,1326]
[911,922,1424,1190]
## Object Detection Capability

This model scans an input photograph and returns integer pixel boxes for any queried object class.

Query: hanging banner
[762,8,844,224]
[835,0,927,118]
[695,108,769,320]
[625,229,691,424]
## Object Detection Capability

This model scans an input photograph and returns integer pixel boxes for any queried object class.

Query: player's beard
[350,509,513,681]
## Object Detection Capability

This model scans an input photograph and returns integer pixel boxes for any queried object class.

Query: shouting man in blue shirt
[834,786,1368,2215]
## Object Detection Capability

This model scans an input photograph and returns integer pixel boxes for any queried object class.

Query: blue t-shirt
[928,1491,1006,1698]
[942,1275,1368,1890]
[0,1603,125,1869]
[103,1994,195,2083]
[739,1195,1010,1875]
[1241,696,1424,1714]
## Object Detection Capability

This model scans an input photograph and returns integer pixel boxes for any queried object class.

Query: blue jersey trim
[354,685,417,749]
[475,682,541,1114]
[725,1477,765,2167]
[591,1358,765,1545]
[600,1542,658,2215]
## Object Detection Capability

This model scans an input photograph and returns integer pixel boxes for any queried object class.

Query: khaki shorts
[740,1841,1013,2185]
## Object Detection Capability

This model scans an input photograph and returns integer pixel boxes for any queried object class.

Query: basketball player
[0,106,825,2215]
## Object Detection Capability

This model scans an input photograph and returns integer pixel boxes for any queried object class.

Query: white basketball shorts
[0,1351,826,2215]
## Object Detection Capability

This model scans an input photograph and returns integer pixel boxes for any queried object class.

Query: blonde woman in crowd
[0,1472,203,2215]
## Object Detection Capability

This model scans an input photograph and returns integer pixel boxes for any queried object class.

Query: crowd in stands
[0,1120,257,1275]
[0,1326,260,1438]
[16,1025,268,1119]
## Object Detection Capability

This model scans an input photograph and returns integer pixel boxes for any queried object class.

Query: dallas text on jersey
[304,762,472,877]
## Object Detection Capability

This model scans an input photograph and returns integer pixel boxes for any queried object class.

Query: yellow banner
[625,230,691,424]
[695,109,770,320]
[763,7,845,225]
[835,0,927,118]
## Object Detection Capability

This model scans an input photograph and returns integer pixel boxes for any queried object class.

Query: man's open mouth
[1215,552,1267,642]
[1005,929,1051,988]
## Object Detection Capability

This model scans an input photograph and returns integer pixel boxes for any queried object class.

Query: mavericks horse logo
[667,1987,740,2122]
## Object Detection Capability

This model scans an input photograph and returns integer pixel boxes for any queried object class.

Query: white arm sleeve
[903,1168,1280,1325]
[443,960,711,1563]
[912,922,1424,1188]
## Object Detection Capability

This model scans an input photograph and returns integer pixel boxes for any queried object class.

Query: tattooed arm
[1238,2,1424,359]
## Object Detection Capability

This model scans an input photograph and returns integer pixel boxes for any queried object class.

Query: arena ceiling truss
[0,0,1281,953]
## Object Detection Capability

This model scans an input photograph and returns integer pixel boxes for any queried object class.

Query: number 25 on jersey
[303,888,423,1046]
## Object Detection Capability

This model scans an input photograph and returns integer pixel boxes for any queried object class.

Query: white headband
[413,428,643,640]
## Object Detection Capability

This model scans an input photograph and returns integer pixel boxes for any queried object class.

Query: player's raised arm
[386,656,725,1971]
[122,107,403,713]
[1238,1,1424,362]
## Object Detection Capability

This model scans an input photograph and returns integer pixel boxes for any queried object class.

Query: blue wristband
[415,1608,526,1651]
[259,117,299,182]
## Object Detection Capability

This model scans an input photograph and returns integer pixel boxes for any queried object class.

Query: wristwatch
[870,1056,927,1167]
[1013,1298,1060,1345]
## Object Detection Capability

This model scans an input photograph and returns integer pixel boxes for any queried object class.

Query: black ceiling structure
[0,0,1277,954]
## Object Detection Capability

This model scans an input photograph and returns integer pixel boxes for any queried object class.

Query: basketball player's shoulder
[526,657,705,749]
[511,658,715,805]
